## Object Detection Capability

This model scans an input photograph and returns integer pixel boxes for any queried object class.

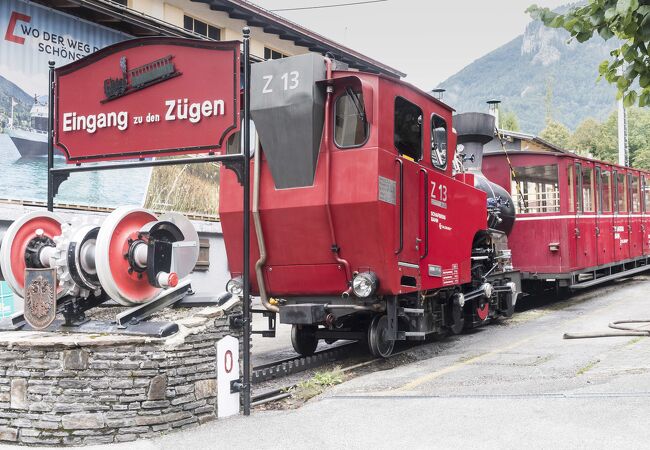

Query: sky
[253,0,569,90]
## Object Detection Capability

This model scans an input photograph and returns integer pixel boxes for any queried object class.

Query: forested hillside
[438,8,620,133]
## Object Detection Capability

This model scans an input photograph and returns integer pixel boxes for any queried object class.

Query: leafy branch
[527,1,650,107]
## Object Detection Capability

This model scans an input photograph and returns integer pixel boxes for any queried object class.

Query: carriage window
[431,115,447,170]
[617,172,628,213]
[630,174,641,212]
[601,171,612,213]
[511,164,560,214]
[394,97,422,160]
[334,90,368,148]
[576,163,583,212]
[581,167,594,212]
[567,166,575,213]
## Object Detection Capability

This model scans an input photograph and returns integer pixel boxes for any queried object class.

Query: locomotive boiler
[220,54,521,357]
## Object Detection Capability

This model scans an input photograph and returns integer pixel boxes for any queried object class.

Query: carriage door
[628,173,643,258]
[596,168,614,266]
[575,162,597,269]
[394,97,423,268]
[613,170,630,260]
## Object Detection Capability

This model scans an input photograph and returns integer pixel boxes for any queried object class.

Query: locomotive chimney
[453,112,515,235]
[453,112,495,173]
[487,99,501,129]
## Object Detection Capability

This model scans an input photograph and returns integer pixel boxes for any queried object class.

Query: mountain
[438,7,619,134]
[0,75,33,128]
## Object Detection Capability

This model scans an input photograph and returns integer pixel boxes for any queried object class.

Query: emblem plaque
[24,268,57,330]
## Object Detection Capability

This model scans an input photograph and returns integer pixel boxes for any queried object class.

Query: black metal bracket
[115,281,191,326]
[230,379,244,394]
[229,313,244,330]
[251,308,276,338]
[52,172,70,197]
[222,159,245,186]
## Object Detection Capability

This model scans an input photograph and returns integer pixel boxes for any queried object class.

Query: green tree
[528,1,650,107]
[500,110,521,131]
[629,107,650,168]
[592,112,618,162]
[567,118,602,156]
[578,107,650,166]
[539,119,571,148]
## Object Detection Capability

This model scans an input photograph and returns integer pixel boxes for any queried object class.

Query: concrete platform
[4,276,650,449]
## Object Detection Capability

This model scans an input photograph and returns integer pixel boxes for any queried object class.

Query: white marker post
[217,335,240,418]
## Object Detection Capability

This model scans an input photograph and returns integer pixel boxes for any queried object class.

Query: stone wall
[0,299,241,446]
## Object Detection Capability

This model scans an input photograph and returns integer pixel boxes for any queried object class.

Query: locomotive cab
[219,54,521,357]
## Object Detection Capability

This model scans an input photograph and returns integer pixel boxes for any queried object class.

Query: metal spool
[0,211,63,298]
[62,224,101,294]
[95,206,160,306]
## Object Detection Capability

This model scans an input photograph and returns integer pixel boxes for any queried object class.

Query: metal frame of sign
[46,29,254,416]
[53,37,240,162]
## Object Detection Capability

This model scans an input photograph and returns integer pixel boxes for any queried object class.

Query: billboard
[0,0,151,207]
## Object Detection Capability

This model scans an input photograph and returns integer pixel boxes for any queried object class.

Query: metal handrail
[394,158,403,255]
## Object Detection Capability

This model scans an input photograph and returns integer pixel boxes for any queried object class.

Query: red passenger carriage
[483,146,650,292]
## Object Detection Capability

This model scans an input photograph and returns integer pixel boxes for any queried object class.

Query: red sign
[55,37,240,161]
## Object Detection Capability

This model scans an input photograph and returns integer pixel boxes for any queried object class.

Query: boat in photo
[7,95,64,158]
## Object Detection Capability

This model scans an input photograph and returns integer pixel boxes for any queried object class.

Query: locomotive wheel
[476,300,490,321]
[368,315,395,358]
[449,301,465,335]
[95,207,160,306]
[0,211,63,298]
[291,324,318,356]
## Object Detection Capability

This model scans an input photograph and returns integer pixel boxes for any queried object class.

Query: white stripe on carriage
[516,214,648,221]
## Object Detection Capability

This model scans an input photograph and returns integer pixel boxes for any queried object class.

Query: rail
[252,342,358,384]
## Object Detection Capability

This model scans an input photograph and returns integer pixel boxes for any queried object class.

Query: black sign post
[47,60,55,212]
[241,27,252,417]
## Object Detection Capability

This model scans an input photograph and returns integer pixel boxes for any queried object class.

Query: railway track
[251,345,413,407]
[251,341,359,384]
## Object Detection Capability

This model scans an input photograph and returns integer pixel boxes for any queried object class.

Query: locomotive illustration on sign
[103,55,180,102]
[220,54,520,357]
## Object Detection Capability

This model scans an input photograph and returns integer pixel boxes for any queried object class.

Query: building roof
[32,0,405,78]
[192,0,405,78]
[496,128,569,154]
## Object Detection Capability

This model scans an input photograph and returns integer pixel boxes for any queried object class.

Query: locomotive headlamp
[226,277,244,296]
[352,272,378,298]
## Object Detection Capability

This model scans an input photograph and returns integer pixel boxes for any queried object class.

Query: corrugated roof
[190,0,405,78]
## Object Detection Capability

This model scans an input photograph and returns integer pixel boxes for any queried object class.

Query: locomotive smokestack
[453,112,495,173]
[454,112,515,235]
[487,99,501,129]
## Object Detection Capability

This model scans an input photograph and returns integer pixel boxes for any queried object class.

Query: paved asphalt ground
[4,276,650,449]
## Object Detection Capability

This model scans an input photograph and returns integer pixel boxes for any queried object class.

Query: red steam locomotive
[220,54,520,357]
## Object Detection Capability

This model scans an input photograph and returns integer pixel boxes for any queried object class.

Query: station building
[31,0,404,77]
